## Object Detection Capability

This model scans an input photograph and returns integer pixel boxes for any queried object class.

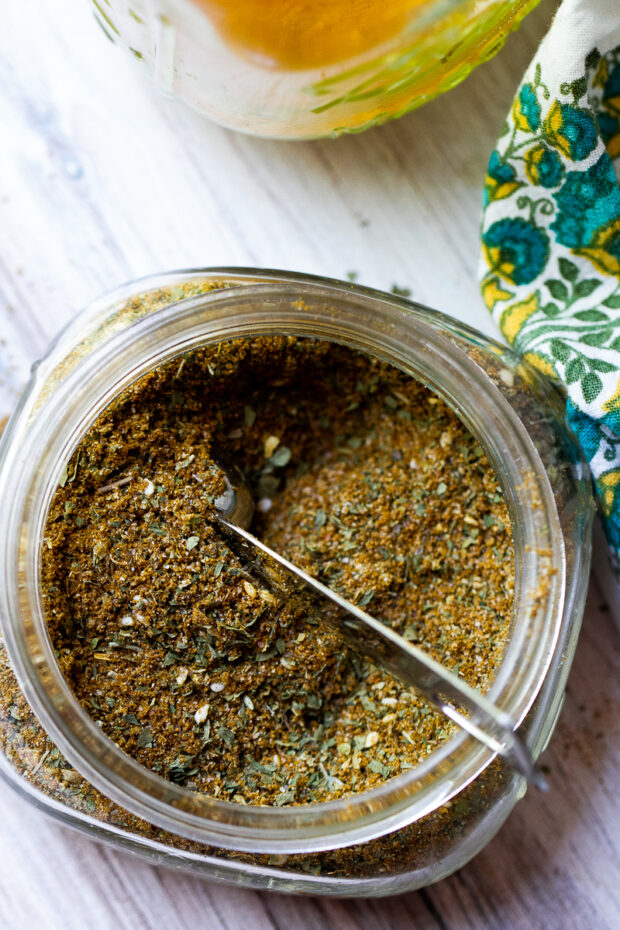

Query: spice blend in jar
[40,335,515,807]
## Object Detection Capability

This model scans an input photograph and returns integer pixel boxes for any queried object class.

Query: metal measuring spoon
[213,468,546,790]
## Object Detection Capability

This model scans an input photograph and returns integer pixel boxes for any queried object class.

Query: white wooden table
[1,1,618,926]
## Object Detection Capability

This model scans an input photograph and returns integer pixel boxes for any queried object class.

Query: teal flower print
[543,101,598,159]
[481,45,620,569]
[513,83,541,132]
[483,218,550,285]
[524,144,565,188]
[598,111,619,146]
[566,413,620,551]
[602,62,620,118]
[594,464,620,551]
[567,401,603,460]
[551,154,620,273]
[484,151,521,204]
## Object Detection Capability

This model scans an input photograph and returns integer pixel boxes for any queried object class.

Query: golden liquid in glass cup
[192,0,427,69]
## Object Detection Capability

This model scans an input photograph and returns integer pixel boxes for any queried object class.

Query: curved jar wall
[0,269,592,894]
[88,0,540,138]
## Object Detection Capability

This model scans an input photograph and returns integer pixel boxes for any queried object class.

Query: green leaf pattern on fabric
[481,40,620,558]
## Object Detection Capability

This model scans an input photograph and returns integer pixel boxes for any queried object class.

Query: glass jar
[0,269,592,895]
[88,0,540,138]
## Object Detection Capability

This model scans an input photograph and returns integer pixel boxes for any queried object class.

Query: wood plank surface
[1,0,618,927]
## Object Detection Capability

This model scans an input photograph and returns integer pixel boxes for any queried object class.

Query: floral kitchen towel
[480,0,620,607]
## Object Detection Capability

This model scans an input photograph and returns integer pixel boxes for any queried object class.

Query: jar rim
[0,268,573,853]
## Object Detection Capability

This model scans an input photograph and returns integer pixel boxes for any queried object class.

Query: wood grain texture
[1,0,618,927]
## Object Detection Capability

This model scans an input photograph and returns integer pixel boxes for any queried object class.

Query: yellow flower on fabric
[481,277,513,310]
[524,144,564,188]
[543,101,567,154]
[592,56,608,90]
[605,94,620,119]
[606,132,620,160]
[499,293,539,343]
[603,377,620,416]
[513,83,541,132]
[598,470,620,518]
[485,175,520,202]
[484,243,510,279]
[601,59,620,117]
[523,351,557,380]
[577,247,620,275]
[525,145,544,184]
[484,151,521,205]
[543,100,598,160]
[576,217,620,276]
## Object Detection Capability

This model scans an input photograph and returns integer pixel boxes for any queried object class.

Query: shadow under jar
[0,269,592,895]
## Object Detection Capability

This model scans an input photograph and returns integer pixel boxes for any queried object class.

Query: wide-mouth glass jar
[0,268,592,895]
[89,0,540,138]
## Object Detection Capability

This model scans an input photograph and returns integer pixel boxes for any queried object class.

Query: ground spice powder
[40,335,515,807]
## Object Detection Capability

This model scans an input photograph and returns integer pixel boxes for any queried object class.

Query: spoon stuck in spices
[214,465,546,791]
